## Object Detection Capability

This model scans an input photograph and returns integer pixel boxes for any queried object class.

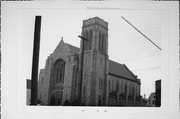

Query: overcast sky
[20,6,166,97]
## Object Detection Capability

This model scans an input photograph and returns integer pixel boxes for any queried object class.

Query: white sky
[20,8,165,98]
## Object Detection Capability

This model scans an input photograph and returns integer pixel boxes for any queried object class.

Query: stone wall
[108,74,140,106]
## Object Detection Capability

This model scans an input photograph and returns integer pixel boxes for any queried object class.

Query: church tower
[80,17,109,106]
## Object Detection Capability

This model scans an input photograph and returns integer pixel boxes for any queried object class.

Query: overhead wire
[121,16,161,50]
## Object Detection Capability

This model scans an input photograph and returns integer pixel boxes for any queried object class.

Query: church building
[38,17,142,106]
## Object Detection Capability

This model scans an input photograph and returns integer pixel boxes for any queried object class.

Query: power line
[121,16,161,51]
[132,66,161,72]
[109,25,161,35]
[119,54,161,62]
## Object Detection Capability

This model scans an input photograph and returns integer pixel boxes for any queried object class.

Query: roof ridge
[64,42,71,53]
[65,43,79,48]
[53,40,71,54]
[65,42,80,53]
[123,64,138,80]
[109,59,123,65]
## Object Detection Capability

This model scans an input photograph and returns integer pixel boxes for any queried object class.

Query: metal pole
[31,16,41,105]
[78,36,88,105]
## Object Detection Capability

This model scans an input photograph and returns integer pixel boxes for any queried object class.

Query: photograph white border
[2,1,179,119]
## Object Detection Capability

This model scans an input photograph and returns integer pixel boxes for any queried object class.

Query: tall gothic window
[99,32,102,52]
[83,31,88,51]
[53,59,65,83]
[102,34,106,53]
[99,31,106,53]
[83,30,92,51]
[88,30,92,50]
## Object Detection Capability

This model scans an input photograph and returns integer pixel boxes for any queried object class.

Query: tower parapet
[82,17,108,30]
[80,17,108,54]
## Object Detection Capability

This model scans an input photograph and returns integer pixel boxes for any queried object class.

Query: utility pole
[78,35,88,105]
[31,16,41,105]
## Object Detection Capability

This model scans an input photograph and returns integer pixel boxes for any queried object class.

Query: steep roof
[65,43,138,81]
[65,43,79,53]
[53,40,71,54]
[108,60,137,81]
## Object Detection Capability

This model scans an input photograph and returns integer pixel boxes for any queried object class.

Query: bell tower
[80,17,109,106]
[80,17,108,54]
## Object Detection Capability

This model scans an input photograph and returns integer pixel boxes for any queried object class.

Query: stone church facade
[38,17,142,106]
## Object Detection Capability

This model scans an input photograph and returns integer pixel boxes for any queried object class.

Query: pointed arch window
[83,31,88,51]
[102,34,106,53]
[88,30,93,50]
[99,32,102,52]
[53,59,65,83]
[98,32,106,53]
[83,30,92,51]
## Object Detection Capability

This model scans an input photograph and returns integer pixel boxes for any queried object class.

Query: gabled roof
[108,60,137,81]
[65,43,80,53]
[65,43,138,81]
[53,40,71,54]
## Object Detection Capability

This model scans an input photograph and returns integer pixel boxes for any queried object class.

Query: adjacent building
[147,92,156,107]
[26,79,31,105]
[147,79,161,107]
[155,80,161,107]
